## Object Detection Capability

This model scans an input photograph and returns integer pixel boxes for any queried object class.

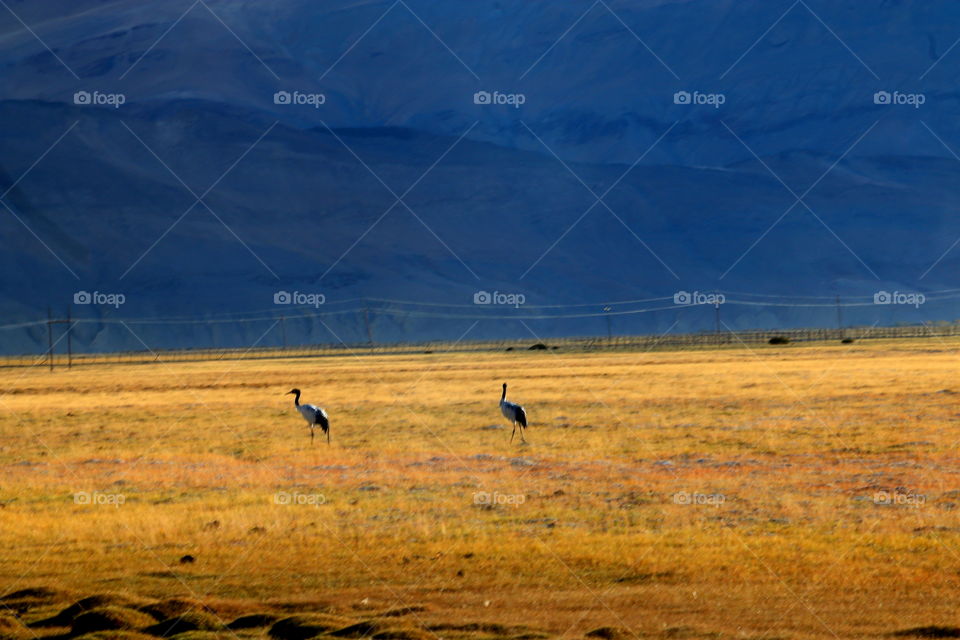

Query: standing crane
[500,382,528,443]
[286,388,330,445]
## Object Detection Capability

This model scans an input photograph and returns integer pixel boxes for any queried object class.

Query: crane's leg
[510,421,516,443]
[310,427,315,445]
[326,427,330,445]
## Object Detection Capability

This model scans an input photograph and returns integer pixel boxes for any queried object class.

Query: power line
[3,290,960,330]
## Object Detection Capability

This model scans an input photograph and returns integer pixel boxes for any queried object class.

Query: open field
[2,339,960,640]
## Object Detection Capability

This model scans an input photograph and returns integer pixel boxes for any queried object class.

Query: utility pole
[714,295,721,345]
[66,307,72,369]
[603,306,612,342]
[363,306,373,346]
[46,307,53,371]
[835,295,843,337]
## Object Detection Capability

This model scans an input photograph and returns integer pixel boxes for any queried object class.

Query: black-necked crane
[500,382,528,443]
[286,388,330,444]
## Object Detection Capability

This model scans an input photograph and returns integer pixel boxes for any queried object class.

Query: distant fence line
[4,322,960,370]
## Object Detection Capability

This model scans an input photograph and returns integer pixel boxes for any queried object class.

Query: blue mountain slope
[1,1,959,351]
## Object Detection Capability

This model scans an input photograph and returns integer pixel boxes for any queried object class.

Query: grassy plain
[1,339,960,639]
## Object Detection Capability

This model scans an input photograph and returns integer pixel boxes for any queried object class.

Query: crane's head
[287,388,300,396]
[502,382,507,389]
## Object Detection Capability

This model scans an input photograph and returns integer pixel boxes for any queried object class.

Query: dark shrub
[227,614,281,630]
[144,612,222,637]
[585,628,632,640]
[269,615,355,640]
[892,627,960,638]
[138,600,213,622]
[72,607,155,635]
[35,594,147,627]
[371,630,432,640]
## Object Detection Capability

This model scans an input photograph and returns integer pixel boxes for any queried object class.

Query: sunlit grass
[1,339,960,638]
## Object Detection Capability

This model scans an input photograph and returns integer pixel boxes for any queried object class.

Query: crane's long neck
[501,385,506,403]
[293,391,301,407]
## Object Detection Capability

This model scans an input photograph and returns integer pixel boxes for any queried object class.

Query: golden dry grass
[2,339,960,639]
